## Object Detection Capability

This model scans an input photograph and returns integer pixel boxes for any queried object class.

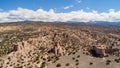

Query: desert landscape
[0,22,119,68]
[0,0,120,68]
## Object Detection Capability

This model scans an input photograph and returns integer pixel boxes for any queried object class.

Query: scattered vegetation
[89,62,93,65]
[114,58,120,63]
[76,62,79,66]
[0,22,120,67]
[55,57,60,61]
[77,55,80,58]
[56,63,61,67]
[75,59,79,62]
[0,30,39,56]
[106,60,111,65]
[72,52,76,55]
[72,57,75,60]
[66,63,70,66]
[40,62,46,68]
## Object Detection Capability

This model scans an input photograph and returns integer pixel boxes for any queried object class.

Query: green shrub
[72,57,75,60]
[40,62,46,68]
[66,63,70,66]
[72,52,76,55]
[89,62,93,65]
[106,60,111,65]
[77,55,80,58]
[114,59,119,63]
[106,62,110,65]
[56,63,61,67]
[76,62,79,66]
[75,59,79,62]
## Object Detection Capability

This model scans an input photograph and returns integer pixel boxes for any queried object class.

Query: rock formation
[53,42,64,56]
[91,45,106,57]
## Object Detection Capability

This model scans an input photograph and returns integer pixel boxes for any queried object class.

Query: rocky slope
[0,22,120,68]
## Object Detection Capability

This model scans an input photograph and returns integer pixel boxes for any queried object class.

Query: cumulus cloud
[63,5,73,9]
[0,7,120,23]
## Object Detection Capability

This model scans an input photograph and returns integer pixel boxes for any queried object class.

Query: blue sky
[0,0,120,23]
[0,0,120,12]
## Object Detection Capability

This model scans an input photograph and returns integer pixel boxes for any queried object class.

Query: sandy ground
[47,51,120,68]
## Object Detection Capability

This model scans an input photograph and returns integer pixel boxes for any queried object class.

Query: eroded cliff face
[0,22,120,67]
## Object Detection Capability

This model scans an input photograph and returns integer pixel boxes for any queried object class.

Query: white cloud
[0,7,120,23]
[76,0,81,3]
[63,5,73,9]
[86,7,90,10]
[109,9,115,12]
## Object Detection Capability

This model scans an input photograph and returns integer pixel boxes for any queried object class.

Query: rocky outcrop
[91,45,106,57]
[53,42,65,56]
[90,44,120,57]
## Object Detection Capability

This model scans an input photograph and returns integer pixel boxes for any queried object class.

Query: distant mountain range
[0,20,120,26]
[87,21,120,26]
[66,21,120,26]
